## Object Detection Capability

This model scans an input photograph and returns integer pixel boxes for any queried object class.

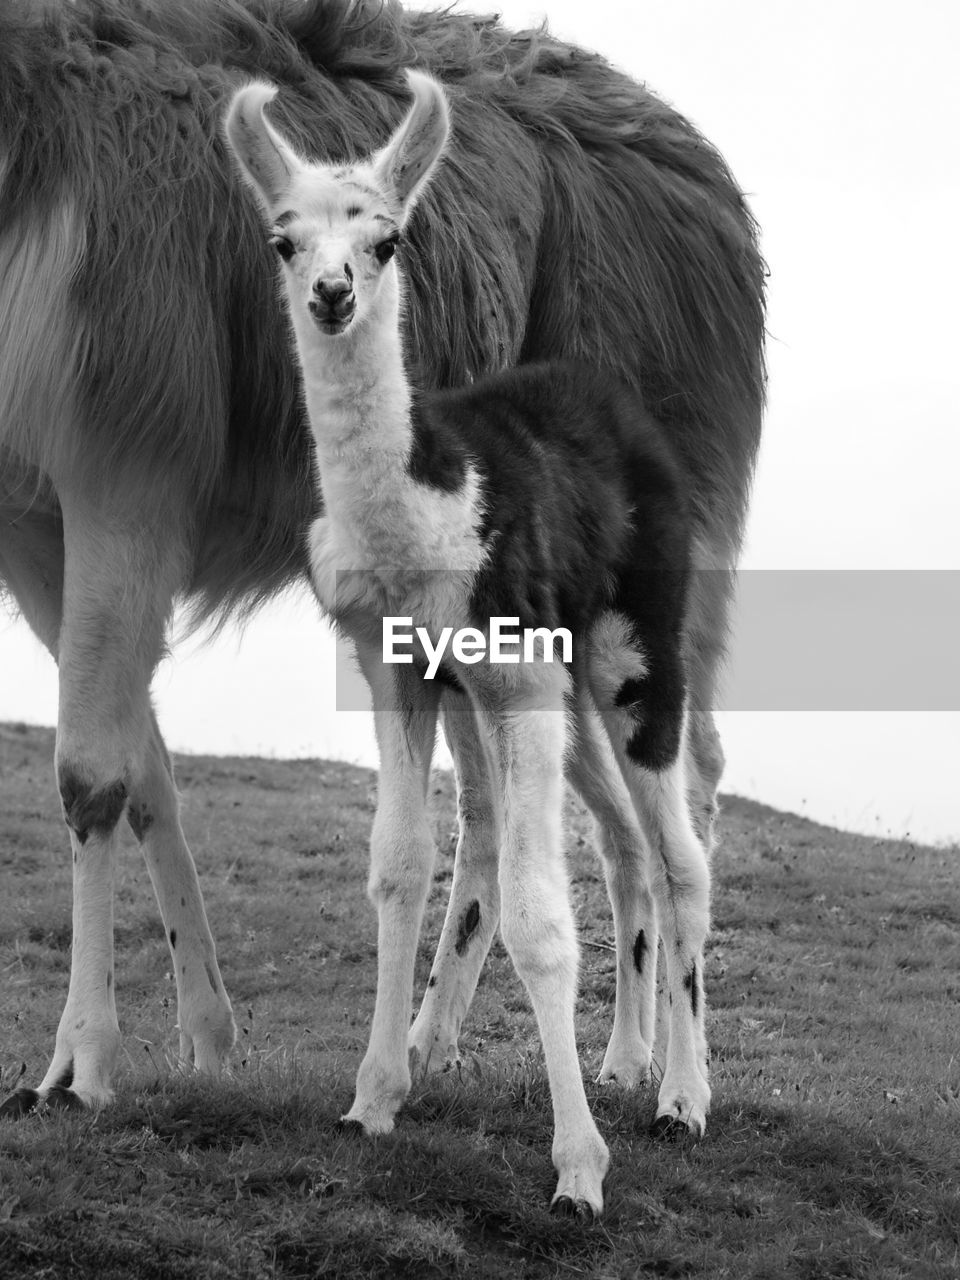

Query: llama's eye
[374,233,400,265]
[269,235,295,262]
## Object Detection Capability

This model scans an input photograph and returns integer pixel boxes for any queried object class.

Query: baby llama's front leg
[341,638,442,1133]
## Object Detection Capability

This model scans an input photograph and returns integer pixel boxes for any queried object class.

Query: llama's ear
[224,82,300,211]
[372,70,450,223]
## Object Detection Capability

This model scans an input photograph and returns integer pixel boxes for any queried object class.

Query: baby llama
[225,70,711,1218]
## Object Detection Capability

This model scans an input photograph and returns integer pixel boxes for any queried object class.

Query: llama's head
[225,70,450,338]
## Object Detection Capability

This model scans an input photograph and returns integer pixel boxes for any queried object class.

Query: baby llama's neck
[293,290,412,475]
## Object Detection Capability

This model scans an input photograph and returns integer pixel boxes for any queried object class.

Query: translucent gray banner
[331,570,960,712]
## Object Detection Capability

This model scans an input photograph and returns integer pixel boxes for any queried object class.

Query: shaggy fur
[0,0,764,1117]
[0,0,764,622]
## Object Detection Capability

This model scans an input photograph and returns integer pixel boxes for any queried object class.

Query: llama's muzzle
[309,278,356,332]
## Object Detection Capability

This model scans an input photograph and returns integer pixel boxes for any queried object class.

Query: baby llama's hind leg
[566,690,658,1089]
[603,719,711,1136]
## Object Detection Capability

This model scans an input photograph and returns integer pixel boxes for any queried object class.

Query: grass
[1,719,958,1278]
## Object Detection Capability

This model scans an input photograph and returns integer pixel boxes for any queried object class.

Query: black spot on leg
[683,963,699,1017]
[455,900,481,956]
[59,769,128,844]
[127,802,154,842]
[633,929,646,975]
[169,929,177,950]
[427,975,437,988]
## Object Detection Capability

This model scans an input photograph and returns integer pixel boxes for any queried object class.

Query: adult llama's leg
[343,639,442,1134]
[473,670,609,1217]
[0,488,233,1116]
[132,707,236,1074]
[408,689,501,1075]
[565,690,659,1089]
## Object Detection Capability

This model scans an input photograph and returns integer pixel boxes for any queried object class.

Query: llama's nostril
[314,278,352,308]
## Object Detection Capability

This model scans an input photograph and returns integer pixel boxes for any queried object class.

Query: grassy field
[1,720,958,1278]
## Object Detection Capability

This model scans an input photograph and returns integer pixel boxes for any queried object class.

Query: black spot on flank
[180,897,186,908]
[53,1060,74,1091]
[205,963,219,995]
[169,929,177,950]
[346,205,363,218]
[615,677,645,709]
[683,963,699,1017]
[427,975,437,988]
[633,929,646,975]
[620,656,687,773]
[455,900,481,956]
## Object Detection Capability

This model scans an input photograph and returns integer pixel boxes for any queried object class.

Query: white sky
[1,0,958,843]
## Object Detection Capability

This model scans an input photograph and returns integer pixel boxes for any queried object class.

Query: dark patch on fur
[427,974,437,988]
[127,801,154,842]
[53,1061,74,1091]
[407,391,470,493]
[106,971,112,990]
[169,929,177,950]
[58,770,128,844]
[633,929,646,976]
[455,900,481,956]
[684,962,699,1018]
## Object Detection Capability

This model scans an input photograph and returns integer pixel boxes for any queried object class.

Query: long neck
[290,284,412,475]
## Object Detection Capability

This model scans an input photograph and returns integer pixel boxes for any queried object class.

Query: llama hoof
[0,1088,42,1120]
[336,1117,368,1137]
[597,1040,653,1089]
[650,1111,704,1141]
[550,1194,599,1222]
[44,1085,85,1112]
[408,1037,461,1079]
[338,1104,397,1137]
[596,1061,652,1089]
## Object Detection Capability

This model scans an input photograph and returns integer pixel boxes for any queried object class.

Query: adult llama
[0,0,765,1123]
